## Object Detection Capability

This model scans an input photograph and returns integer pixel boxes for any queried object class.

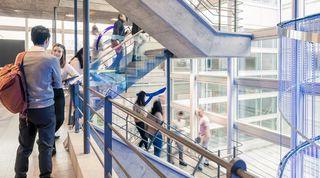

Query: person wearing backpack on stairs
[14,25,62,178]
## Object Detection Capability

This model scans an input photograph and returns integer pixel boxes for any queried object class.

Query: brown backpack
[0,52,28,114]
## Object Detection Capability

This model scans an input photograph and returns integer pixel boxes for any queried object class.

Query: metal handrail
[100,39,134,67]
[106,89,244,153]
[89,101,218,177]
[87,107,165,177]
[109,123,166,178]
[89,85,244,157]
[185,0,241,30]
[107,148,132,178]
[71,85,249,176]
[108,121,219,178]
[92,30,143,66]
[109,98,256,178]
[88,138,104,167]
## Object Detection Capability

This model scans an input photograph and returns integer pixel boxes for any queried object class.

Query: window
[0,16,25,27]
[198,58,227,72]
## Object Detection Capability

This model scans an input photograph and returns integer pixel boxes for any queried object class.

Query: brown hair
[53,43,66,68]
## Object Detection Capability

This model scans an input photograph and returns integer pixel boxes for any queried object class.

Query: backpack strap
[15,52,27,66]
[15,52,29,117]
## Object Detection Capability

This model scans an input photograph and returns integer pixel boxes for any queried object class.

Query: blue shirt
[22,46,62,109]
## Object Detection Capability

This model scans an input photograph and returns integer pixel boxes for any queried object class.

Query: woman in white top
[69,48,84,75]
[51,43,78,156]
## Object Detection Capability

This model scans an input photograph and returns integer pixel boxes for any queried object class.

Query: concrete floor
[0,105,75,178]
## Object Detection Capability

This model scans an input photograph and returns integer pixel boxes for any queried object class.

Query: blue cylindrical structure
[278,12,320,178]
[83,0,90,154]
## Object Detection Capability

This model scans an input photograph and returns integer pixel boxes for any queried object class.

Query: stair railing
[68,80,255,177]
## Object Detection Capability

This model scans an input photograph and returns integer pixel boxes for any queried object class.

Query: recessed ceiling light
[66,14,74,17]
[14,10,21,13]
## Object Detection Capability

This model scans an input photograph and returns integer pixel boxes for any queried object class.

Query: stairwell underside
[105,0,251,58]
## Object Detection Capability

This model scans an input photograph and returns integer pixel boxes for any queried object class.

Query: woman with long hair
[51,43,77,156]
[133,91,148,150]
[69,48,84,75]
[147,100,164,157]
[52,43,79,81]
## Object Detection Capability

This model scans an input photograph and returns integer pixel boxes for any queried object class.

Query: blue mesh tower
[278,13,320,177]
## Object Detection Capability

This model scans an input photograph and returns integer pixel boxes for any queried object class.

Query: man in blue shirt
[14,25,62,178]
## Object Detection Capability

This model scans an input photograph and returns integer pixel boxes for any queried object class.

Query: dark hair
[151,100,163,116]
[91,25,99,34]
[118,14,127,22]
[136,91,146,107]
[31,25,50,45]
[70,48,84,69]
[53,43,66,68]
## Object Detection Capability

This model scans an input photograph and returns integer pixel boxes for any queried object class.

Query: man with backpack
[14,25,62,178]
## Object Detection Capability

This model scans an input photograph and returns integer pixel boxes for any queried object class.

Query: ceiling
[0,0,119,24]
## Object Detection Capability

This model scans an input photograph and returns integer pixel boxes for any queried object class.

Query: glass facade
[239,38,278,79]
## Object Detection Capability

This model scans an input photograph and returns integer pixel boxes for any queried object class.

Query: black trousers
[135,121,148,150]
[53,88,65,149]
[15,105,56,178]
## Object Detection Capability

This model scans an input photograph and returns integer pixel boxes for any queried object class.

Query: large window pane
[0,30,25,40]
[198,58,227,72]
[172,59,191,72]
[0,16,25,27]
[173,79,190,100]
[239,39,278,79]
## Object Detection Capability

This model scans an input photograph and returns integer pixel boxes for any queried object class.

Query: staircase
[91,49,167,99]
[104,0,252,58]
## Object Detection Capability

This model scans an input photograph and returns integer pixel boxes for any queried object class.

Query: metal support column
[24,18,29,50]
[165,49,173,163]
[291,1,303,177]
[227,57,237,154]
[62,21,65,45]
[83,0,90,154]
[234,0,237,32]
[218,0,221,31]
[74,0,78,54]
[190,58,198,139]
[52,7,57,44]
[104,97,112,178]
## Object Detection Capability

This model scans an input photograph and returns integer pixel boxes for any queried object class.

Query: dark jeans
[176,142,184,162]
[135,121,148,150]
[152,132,163,157]
[15,105,56,178]
[54,88,65,149]
[113,49,123,73]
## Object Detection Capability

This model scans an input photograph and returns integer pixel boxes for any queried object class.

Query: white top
[147,112,163,135]
[199,115,211,137]
[91,34,102,60]
[133,104,146,122]
[69,58,83,75]
[61,63,79,81]
[173,117,185,132]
